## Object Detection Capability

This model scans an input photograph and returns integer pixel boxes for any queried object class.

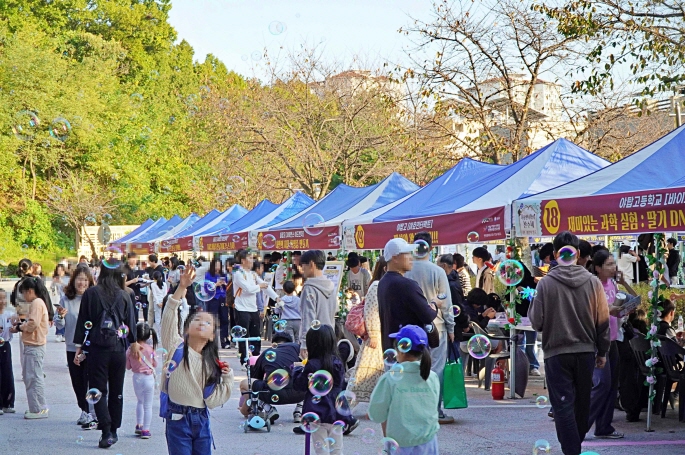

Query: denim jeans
[588,341,619,436]
[545,352,595,455]
[165,402,212,455]
[524,331,540,369]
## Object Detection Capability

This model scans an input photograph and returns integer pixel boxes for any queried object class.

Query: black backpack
[93,288,128,348]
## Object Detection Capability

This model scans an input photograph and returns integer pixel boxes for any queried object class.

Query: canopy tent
[128,215,187,255]
[144,213,201,252]
[112,217,167,252]
[159,205,247,253]
[197,192,315,252]
[344,139,609,249]
[513,125,685,237]
[257,173,419,251]
[109,218,155,249]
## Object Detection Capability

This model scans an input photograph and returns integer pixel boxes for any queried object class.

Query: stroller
[236,335,274,433]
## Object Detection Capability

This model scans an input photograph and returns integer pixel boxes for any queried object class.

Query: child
[126,322,158,439]
[292,325,345,452]
[275,280,301,343]
[368,325,440,454]
[0,289,16,414]
[51,264,68,342]
[148,271,168,335]
[137,265,232,454]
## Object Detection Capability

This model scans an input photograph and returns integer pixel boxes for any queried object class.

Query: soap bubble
[266,369,290,390]
[268,21,287,35]
[117,324,129,339]
[467,231,480,243]
[496,259,524,286]
[413,239,430,259]
[397,337,412,353]
[312,395,322,404]
[271,394,279,403]
[12,110,40,141]
[533,439,551,454]
[271,314,279,322]
[130,93,144,108]
[335,390,355,416]
[231,325,247,339]
[84,321,93,330]
[193,280,216,302]
[102,246,123,269]
[388,363,404,381]
[85,388,102,404]
[49,117,71,141]
[383,348,398,367]
[453,306,461,317]
[0,337,4,347]
[557,246,578,266]
[302,213,325,236]
[437,293,447,300]
[310,319,321,330]
[21,244,29,250]
[265,350,277,362]
[300,412,321,433]
[273,320,287,333]
[535,395,549,408]
[76,436,84,444]
[361,427,376,443]
[251,51,262,61]
[262,234,276,249]
[308,370,334,396]
[467,334,492,360]
[380,437,400,454]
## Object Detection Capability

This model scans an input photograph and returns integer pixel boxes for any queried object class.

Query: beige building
[77,225,138,259]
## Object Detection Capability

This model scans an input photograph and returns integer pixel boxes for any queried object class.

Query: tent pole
[509,290,517,399]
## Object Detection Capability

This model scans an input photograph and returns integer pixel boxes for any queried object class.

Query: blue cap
[388,325,428,350]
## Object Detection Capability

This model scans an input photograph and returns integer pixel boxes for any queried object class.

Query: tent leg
[646,383,654,432]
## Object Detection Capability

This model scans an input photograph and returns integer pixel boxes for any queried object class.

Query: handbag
[443,342,468,409]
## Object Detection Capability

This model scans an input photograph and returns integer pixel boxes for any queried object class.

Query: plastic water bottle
[678,315,684,333]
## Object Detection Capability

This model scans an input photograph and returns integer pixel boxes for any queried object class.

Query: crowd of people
[0,231,684,455]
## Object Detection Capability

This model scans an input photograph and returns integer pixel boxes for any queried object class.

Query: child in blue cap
[368,325,440,454]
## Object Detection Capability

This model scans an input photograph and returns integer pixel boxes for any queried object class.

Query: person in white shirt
[0,289,17,413]
[148,271,168,334]
[233,249,269,365]
[616,245,638,284]
[472,247,495,295]
[347,254,372,298]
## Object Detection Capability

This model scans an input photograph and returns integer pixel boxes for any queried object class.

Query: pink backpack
[345,299,367,340]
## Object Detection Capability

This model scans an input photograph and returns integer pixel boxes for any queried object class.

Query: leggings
[67,351,92,413]
[132,373,155,431]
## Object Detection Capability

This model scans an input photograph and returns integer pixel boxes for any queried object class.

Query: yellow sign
[542,200,561,234]
[355,225,365,249]
[257,232,264,249]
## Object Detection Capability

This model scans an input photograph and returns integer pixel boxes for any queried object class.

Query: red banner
[351,207,507,250]
[159,236,193,253]
[197,233,249,252]
[517,187,685,236]
[257,226,341,251]
[130,242,155,255]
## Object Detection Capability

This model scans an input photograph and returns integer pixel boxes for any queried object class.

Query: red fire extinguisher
[491,365,505,400]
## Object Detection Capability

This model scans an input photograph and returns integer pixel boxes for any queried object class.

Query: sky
[167,0,432,77]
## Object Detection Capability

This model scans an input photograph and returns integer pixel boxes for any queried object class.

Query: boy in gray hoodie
[298,250,338,358]
[529,231,609,455]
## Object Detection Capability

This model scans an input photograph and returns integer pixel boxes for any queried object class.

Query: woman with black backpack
[73,262,137,449]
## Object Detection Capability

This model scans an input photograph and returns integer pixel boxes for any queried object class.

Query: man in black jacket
[666,238,680,281]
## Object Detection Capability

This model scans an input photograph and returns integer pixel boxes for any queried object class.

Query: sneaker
[24,410,49,419]
[530,368,541,376]
[140,430,151,439]
[292,411,302,423]
[2,408,15,414]
[98,434,113,449]
[0,409,3,415]
[266,407,279,424]
[595,431,624,439]
[135,424,143,435]
[343,418,360,435]
[438,410,455,424]
[81,413,96,428]
[55,335,61,343]
[61,336,66,342]
[110,431,118,444]
[77,410,89,425]
[548,409,554,419]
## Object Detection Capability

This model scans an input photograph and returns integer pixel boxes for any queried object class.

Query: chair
[655,335,685,421]
[630,333,666,415]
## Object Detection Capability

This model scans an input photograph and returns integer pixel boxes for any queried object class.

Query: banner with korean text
[257,226,341,251]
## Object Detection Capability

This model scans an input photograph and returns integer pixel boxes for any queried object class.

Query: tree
[537,0,685,98]
[403,0,580,163]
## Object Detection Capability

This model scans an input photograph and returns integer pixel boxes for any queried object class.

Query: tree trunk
[80,224,98,259]
[30,158,37,201]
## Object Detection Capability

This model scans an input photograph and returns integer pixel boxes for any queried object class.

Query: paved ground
[1,281,684,454]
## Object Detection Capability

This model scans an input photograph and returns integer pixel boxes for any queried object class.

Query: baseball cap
[389,325,428,350]
[383,238,417,262]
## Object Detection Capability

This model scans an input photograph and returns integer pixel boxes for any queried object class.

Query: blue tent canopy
[256,192,316,229]
[189,204,249,238]
[206,200,279,235]
[124,217,167,243]
[111,218,155,245]
[133,215,184,242]
[173,210,222,239]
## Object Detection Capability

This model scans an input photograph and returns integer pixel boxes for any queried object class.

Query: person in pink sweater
[126,322,158,439]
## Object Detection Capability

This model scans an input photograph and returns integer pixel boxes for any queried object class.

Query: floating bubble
[268,20,287,35]
[361,427,376,444]
[312,395,322,404]
[251,51,262,61]
[496,259,524,287]
[85,388,102,404]
[21,244,29,250]
[165,360,178,377]
[308,370,334,396]
[273,320,287,333]
[89,421,98,430]
[102,246,123,269]
[271,394,279,403]
[249,345,254,351]
[231,325,247,339]
[383,348,398,367]
[49,117,71,141]
[533,439,551,454]
[535,395,549,408]
[381,437,400,454]
[425,324,434,334]
[437,293,447,300]
[12,110,40,141]
[85,340,90,346]
[413,239,430,259]
[262,234,276,249]
[193,280,217,302]
[271,314,279,322]
[388,363,404,381]
[467,231,479,243]
[300,412,321,433]
[335,390,355,416]
[149,70,159,79]
[265,350,277,362]
[310,319,321,330]
[323,437,336,452]
[241,54,249,62]
[302,213,325,236]
[84,321,93,330]
[397,337,412,353]
[266,369,290,390]
[117,324,129,339]
[76,436,84,444]
[130,93,144,108]
[467,334,492,360]
[332,420,346,434]
[155,347,168,359]
[453,306,461,317]
[0,337,4,347]
[557,246,578,266]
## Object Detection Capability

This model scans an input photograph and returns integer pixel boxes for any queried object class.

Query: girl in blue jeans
[148,266,234,455]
